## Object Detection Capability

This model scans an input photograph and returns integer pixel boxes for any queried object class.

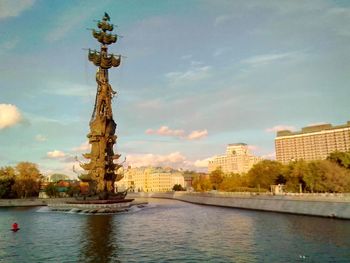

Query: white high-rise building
[275,121,350,164]
[208,143,262,174]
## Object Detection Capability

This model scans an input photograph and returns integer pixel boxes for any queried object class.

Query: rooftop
[276,121,350,137]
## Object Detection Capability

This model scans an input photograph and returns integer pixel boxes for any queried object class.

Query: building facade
[208,143,262,174]
[116,167,185,192]
[275,121,350,164]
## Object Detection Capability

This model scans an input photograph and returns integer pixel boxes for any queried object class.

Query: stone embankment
[0,198,74,207]
[128,192,350,220]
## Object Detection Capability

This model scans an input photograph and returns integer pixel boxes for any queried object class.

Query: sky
[0,0,349,176]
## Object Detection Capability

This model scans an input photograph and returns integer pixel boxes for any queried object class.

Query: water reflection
[80,215,118,263]
[286,215,350,248]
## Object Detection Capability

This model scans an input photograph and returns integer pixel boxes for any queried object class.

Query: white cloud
[262,152,276,160]
[46,150,66,159]
[242,52,299,67]
[0,104,22,129]
[187,129,208,140]
[72,141,91,152]
[126,152,187,169]
[307,122,328,127]
[145,126,185,137]
[146,126,208,140]
[214,14,233,26]
[165,64,212,83]
[265,125,296,133]
[194,156,214,168]
[0,0,35,19]
[35,134,47,142]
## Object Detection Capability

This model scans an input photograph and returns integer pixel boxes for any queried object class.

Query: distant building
[208,143,262,174]
[116,167,185,192]
[275,121,350,164]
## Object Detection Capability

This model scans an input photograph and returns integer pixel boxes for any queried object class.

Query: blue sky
[0,0,349,176]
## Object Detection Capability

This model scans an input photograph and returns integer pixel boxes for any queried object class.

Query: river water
[0,198,349,262]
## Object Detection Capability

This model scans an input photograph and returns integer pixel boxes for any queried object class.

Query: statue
[80,13,123,199]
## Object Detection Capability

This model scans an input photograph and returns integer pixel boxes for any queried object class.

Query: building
[116,167,185,192]
[208,143,262,174]
[275,121,350,164]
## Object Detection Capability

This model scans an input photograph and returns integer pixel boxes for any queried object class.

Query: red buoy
[11,222,19,232]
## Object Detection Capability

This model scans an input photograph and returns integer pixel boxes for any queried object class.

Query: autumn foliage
[192,151,350,193]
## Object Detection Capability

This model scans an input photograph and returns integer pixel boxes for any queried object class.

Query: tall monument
[80,13,123,198]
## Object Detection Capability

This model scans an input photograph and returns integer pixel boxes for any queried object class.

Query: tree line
[0,162,42,198]
[192,151,350,193]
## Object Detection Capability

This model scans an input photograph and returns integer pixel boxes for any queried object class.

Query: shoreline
[128,192,350,220]
[2,193,350,220]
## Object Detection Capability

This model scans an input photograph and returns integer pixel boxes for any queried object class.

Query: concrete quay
[128,192,350,220]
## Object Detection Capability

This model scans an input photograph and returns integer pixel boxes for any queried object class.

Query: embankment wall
[128,192,350,219]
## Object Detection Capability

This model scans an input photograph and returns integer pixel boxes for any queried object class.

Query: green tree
[0,166,16,198]
[45,183,60,197]
[50,173,69,182]
[308,160,350,193]
[66,184,81,197]
[219,173,246,192]
[283,160,309,192]
[327,151,350,169]
[210,168,224,190]
[12,162,42,198]
[247,160,284,190]
[172,184,185,191]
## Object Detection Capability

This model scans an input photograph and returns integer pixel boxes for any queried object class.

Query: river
[0,198,349,262]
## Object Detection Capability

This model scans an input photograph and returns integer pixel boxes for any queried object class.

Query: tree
[66,184,81,197]
[219,173,246,192]
[50,173,69,182]
[283,160,309,192]
[12,162,42,198]
[210,168,224,190]
[172,184,185,191]
[247,160,284,190]
[45,183,60,197]
[307,160,350,193]
[0,166,16,198]
[192,175,212,192]
[327,151,350,169]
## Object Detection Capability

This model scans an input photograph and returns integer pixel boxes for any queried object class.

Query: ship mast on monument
[80,13,123,198]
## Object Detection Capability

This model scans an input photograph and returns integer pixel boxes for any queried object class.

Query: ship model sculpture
[79,13,124,200]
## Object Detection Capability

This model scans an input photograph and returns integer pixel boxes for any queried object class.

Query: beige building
[208,143,262,174]
[116,167,185,192]
[275,121,350,164]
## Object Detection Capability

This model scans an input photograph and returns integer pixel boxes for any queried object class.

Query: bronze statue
[80,13,123,198]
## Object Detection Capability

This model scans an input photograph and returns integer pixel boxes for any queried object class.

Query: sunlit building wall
[275,121,350,164]
[208,143,263,174]
[116,167,185,192]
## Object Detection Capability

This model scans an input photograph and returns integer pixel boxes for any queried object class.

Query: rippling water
[0,198,350,262]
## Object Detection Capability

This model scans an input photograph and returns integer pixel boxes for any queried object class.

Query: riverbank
[0,198,75,207]
[128,192,350,220]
